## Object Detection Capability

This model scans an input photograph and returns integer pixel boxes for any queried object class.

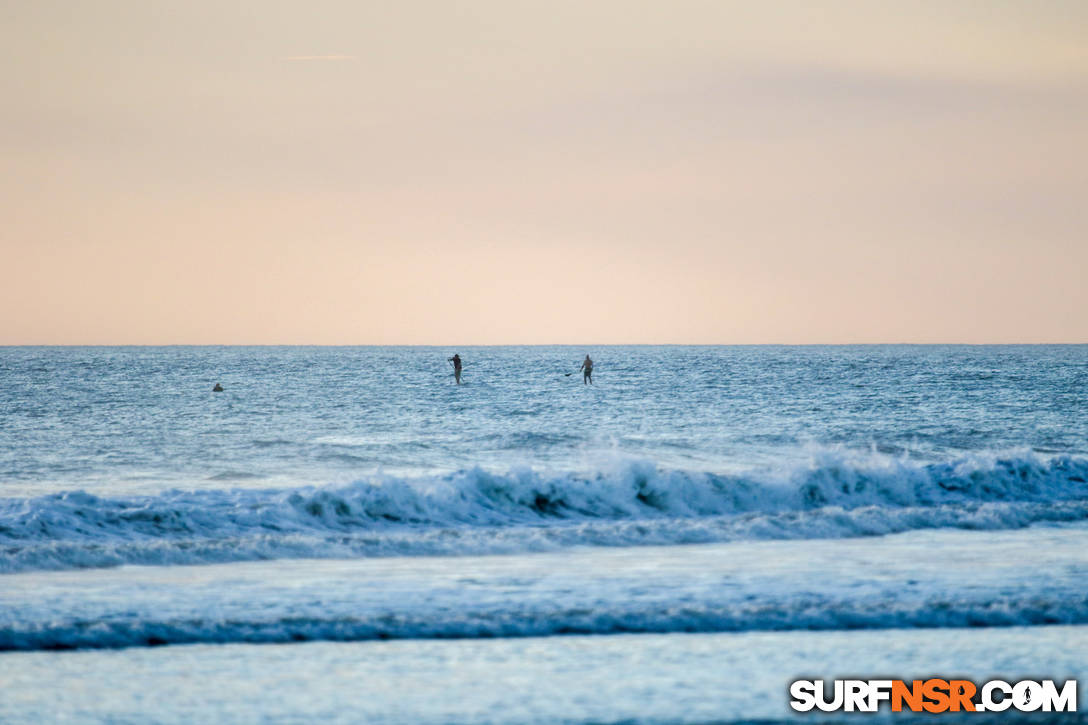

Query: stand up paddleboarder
[580,354,593,385]
[448,354,463,384]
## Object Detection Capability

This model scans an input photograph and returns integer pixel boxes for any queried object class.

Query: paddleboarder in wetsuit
[580,354,593,385]
[448,354,463,385]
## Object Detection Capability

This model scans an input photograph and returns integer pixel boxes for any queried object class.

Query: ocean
[1,345,1086,723]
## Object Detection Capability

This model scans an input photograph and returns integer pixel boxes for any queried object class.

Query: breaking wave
[3,588,1087,652]
[1,452,1086,573]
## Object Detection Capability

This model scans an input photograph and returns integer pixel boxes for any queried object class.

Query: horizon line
[2,342,1086,348]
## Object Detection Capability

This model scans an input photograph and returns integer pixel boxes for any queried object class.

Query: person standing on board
[448,354,463,385]
[580,354,593,385]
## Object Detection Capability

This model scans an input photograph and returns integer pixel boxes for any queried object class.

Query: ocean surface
[1,345,1086,723]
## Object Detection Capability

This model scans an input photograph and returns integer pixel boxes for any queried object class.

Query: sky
[2,1,1086,344]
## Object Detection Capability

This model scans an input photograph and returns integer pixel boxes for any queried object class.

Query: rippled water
[3,345,1085,495]
[1,345,1086,722]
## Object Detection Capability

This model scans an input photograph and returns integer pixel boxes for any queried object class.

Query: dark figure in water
[580,355,593,385]
[448,354,462,385]
[212,383,224,392]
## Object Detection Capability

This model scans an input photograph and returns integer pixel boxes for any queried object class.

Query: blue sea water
[1,345,1086,722]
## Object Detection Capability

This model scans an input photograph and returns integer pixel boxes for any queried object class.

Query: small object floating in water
[212,383,224,392]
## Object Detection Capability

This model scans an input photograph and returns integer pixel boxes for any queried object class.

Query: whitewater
[1,345,1086,723]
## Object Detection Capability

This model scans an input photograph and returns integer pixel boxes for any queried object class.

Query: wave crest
[1,452,1086,573]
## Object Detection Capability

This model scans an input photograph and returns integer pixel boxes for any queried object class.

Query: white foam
[1,452,1085,573]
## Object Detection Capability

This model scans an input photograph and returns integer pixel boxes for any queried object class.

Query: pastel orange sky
[3,1,1086,344]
